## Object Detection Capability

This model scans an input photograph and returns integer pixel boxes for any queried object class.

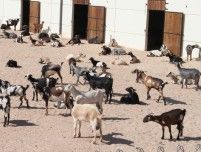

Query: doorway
[73,4,88,39]
[22,0,30,27]
[147,10,165,51]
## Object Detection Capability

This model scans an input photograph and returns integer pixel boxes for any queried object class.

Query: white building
[0,0,201,58]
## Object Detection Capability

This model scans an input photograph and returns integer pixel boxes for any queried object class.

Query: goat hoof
[78,133,81,137]
[161,137,164,140]
[92,140,96,144]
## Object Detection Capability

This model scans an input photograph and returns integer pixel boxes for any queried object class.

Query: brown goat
[33,21,44,33]
[135,70,168,105]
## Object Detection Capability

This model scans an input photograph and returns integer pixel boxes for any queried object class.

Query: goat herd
[0,19,201,145]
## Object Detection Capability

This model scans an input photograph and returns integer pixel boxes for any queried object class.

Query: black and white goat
[25,74,58,115]
[186,44,199,61]
[66,34,81,45]
[0,80,29,108]
[143,109,186,140]
[89,57,108,69]
[83,71,113,103]
[51,36,63,47]
[0,96,11,127]
[8,19,19,31]
[120,87,140,104]
[166,53,185,65]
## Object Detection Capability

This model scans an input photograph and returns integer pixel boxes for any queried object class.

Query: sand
[0,32,201,152]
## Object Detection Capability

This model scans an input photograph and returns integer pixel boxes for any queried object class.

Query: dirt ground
[0,32,201,152]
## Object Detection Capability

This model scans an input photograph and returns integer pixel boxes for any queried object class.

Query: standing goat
[41,62,63,84]
[33,21,44,33]
[0,80,29,108]
[143,109,186,140]
[177,63,200,90]
[0,96,11,127]
[186,44,199,61]
[72,104,102,144]
[8,19,19,31]
[134,70,168,105]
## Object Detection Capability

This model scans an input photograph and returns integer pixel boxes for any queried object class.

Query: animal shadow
[103,117,130,121]
[165,97,187,105]
[102,132,134,146]
[9,120,38,127]
[179,136,201,141]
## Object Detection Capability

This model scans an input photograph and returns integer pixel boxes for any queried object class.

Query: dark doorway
[73,4,88,39]
[22,0,30,27]
[147,10,165,51]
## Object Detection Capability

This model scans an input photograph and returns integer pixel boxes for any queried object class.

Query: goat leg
[7,112,10,125]
[146,88,151,100]
[24,96,30,109]
[109,92,112,104]
[73,120,78,138]
[168,125,173,140]
[78,121,81,137]
[161,126,165,139]
[18,96,23,109]
[99,126,103,142]
[57,71,63,84]
[3,116,7,127]
[45,100,48,115]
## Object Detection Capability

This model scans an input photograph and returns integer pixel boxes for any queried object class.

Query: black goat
[38,33,50,43]
[6,60,20,68]
[1,21,10,30]
[8,19,19,31]
[0,96,10,127]
[120,87,139,104]
[127,52,140,63]
[25,74,58,115]
[166,53,185,65]
[177,63,200,90]
[89,57,108,69]
[83,71,113,103]
[143,109,186,140]
[66,35,81,45]
[100,45,112,55]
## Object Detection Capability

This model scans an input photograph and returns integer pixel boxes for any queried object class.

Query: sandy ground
[0,32,201,152]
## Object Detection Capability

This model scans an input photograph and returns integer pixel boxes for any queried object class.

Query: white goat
[147,45,170,57]
[64,84,104,113]
[71,104,102,144]
[111,57,129,65]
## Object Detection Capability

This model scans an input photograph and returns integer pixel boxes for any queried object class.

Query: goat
[88,36,101,44]
[25,74,58,115]
[147,45,170,57]
[120,87,140,104]
[6,60,19,68]
[99,45,111,55]
[70,64,88,85]
[177,63,200,90]
[109,38,119,47]
[143,109,186,140]
[30,35,44,46]
[50,33,60,39]
[166,72,180,84]
[1,21,10,30]
[33,21,44,33]
[166,53,185,65]
[132,69,144,83]
[0,96,11,127]
[135,70,168,105]
[64,84,104,114]
[41,62,63,84]
[41,26,50,34]
[51,36,63,47]
[66,35,81,45]
[186,44,199,61]
[2,30,17,39]
[112,48,127,55]
[89,57,108,69]
[15,35,24,43]
[71,104,102,144]
[38,33,50,43]
[21,25,30,36]
[83,71,113,104]
[111,58,129,65]
[127,52,140,63]
[0,80,29,108]
[38,57,51,64]
[8,19,19,31]
[54,96,74,112]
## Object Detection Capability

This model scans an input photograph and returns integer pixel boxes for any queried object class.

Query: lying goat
[120,87,140,104]
[51,36,63,47]
[83,71,113,104]
[100,45,111,55]
[30,35,44,46]
[72,104,102,144]
[25,74,58,115]
[0,96,11,127]
[143,109,186,140]
[38,57,50,64]
[2,30,17,39]
[38,32,50,43]
[135,70,168,105]
[112,48,127,55]
[6,60,20,68]
[1,21,10,30]
[186,44,199,61]
[166,53,185,65]
[41,62,63,84]
[147,45,170,57]
[111,58,129,65]
[89,57,108,69]
[166,72,180,84]
[0,80,29,108]
[127,52,140,63]
[64,84,104,113]
[66,35,81,45]
[177,63,200,90]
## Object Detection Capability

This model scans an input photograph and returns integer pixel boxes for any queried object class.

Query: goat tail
[60,62,64,66]
[161,82,168,89]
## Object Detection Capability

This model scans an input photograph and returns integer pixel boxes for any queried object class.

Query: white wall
[90,0,147,50]
[0,0,21,30]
